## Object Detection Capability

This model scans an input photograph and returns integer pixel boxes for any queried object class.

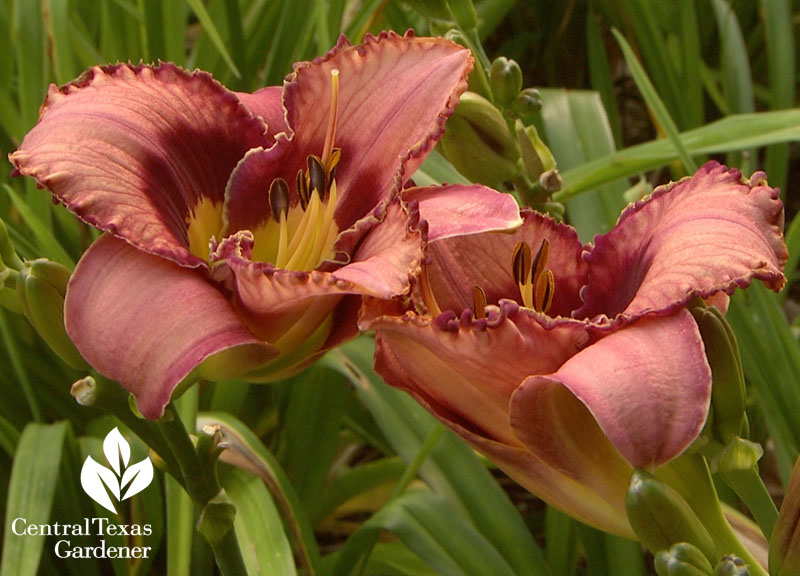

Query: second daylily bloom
[9,31,521,419]
[362,162,787,536]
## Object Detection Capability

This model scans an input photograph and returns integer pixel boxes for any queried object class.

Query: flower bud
[511,88,543,123]
[770,455,800,576]
[515,120,559,188]
[714,555,750,576]
[655,543,715,576]
[490,57,523,108]
[626,469,717,564]
[16,258,88,369]
[691,305,746,444]
[440,91,520,185]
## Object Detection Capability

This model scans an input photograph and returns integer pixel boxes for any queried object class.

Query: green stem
[209,521,248,576]
[0,308,43,422]
[158,403,211,504]
[721,466,779,541]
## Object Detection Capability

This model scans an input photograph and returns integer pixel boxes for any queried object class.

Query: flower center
[420,238,556,319]
[250,69,342,270]
[185,70,343,271]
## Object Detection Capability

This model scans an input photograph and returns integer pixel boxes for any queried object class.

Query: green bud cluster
[714,555,750,576]
[626,470,717,564]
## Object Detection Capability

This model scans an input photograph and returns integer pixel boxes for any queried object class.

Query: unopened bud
[16,259,88,369]
[511,88,542,123]
[714,555,749,576]
[516,120,558,186]
[770,455,800,576]
[441,91,520,185]
[691,305,746,444]
[626,470,717,564]
[490,57,523,108]
[656,543,715,576]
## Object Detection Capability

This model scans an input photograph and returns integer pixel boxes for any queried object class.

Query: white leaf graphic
[120,458,154,501]
[81,455,120,514]
[103,427,130,476]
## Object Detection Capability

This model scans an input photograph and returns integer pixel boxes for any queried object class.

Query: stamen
[269,178,290,222]
[307,155,328,199]
[512,241,533,309]
[534,269,555,313]
[321,69,340,167]
[297,169,309,210]
[419,265,442,317]
[473,285,487,319]
[531,238,550,285]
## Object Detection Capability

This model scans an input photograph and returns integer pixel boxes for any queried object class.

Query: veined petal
[226,32,472,234]
[510,310,711,469]
[577,162,787,323]
[366,303,589,446]
[66,235,276,419]
[402,184,522,241]
[367,306,632,536]
[421,210,587,318]
[10,63,269,266]
[236,86,287,134]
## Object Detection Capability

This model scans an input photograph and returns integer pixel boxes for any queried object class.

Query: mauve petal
[576,162,787,323]
[10,63,269,267]
[66,235,276,419]
[225,32,472,234]
[402,184,522,241]
[511,310,711,469]
[236,86,287,134]
[422,210,587,318]
[366,302,589,446]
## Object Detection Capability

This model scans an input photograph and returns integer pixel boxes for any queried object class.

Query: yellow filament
[322,69,340,167]
[419,265,442,317]
[275,212,288,266]
[284,190,322,270]
[186,197,223,261]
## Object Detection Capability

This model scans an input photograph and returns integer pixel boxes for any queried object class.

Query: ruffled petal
[510,310,711,469]
[236,86,287,134]
[10,63,269,266]
[225,32,472,234]
[66,235,276,419]
[422,210,587,318]
[576,162,787,323]
[402,184,522,241]
[366,302,589,446]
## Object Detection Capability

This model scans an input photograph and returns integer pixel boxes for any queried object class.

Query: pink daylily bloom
[361,162,787,537]
[9,31,522,419]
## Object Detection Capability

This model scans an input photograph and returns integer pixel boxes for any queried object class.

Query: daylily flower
[9,31,521,419]
[361,162,787,537]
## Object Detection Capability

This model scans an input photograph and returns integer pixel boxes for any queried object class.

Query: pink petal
[510,310,712,469]
[10,63,269,266]
[224,32,472,234]
[420,210,587,318]
[366,303,589,446]
[402,184,522,241]
[577,162,787,323]
[366,305,633,536]
[236,86,287,134]
[66,235,276,419]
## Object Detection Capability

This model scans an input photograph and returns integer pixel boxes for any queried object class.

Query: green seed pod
[626,470,717,564]
[714,555,750,576]
[490,57,523,108]
[655,543,715,576]
[16,259,88,369]
[440,91,521,185]
[690,305,746,444]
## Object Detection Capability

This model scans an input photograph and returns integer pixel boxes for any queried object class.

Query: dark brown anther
[296,169,309,210]
[307,155,327,199]
[512,241,532,286]
[531,238,551,285]
[269,178,290,222]
[473,285,487,319]
[535,269,555,313]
